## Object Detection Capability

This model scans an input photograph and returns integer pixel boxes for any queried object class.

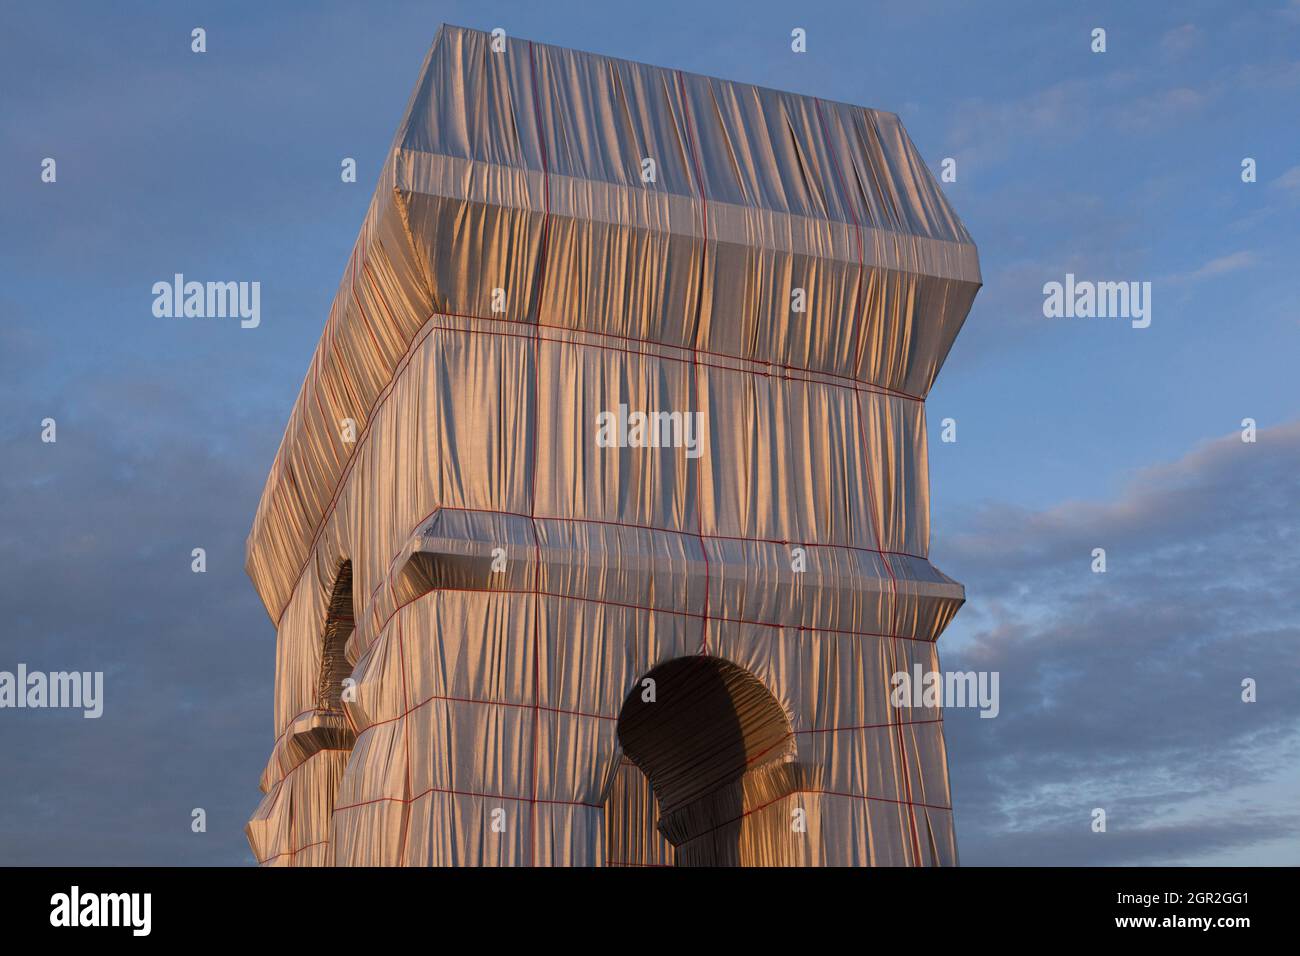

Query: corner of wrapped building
[244,23,981,867]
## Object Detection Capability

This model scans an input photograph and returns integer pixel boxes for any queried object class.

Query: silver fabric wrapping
[246,24,979,867]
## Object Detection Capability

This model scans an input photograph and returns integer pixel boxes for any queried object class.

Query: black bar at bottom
[0,865,1283,941]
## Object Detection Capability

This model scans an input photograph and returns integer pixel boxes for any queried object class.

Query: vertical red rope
[815,98,923,866]
[675,69,713,657]
[526,39,551,867]
[397,615,412,864]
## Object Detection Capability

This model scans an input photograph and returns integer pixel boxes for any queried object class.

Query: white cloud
[1164,249,1259,285]
[1160,23,1201,58]
[1273,164,1300,199]
[942,422,1300,864]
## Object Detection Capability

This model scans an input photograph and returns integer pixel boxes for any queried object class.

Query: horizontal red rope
[269,307,926,628]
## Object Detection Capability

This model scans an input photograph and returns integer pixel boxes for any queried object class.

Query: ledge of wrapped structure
[388,508,964,645]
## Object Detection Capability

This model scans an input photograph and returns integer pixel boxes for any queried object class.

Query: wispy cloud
[0,330,280,865]
[1113,86,1208,129]
[942,423,1300,864]
[1160,24,1201,59]
[1274,164,1300,200]
[1162,249,1259,285]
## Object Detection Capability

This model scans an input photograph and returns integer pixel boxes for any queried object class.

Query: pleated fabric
[246,24,979,867]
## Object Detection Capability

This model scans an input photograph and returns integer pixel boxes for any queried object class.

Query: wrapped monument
[246,24,980,866]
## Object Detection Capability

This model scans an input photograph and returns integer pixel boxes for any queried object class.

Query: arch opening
[614,656,794,866]
[316,560,354,716]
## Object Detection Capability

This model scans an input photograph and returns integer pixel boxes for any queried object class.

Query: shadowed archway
[316,560,355,717]
[613,656,794,866]
[286,561,357,762]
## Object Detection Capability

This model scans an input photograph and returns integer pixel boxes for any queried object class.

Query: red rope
[815,97,923,866]
[525,39,552,867]
[270,312,925,630]
[675,68,713,656]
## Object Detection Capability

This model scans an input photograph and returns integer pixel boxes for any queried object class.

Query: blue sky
[1,0,1297,864]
